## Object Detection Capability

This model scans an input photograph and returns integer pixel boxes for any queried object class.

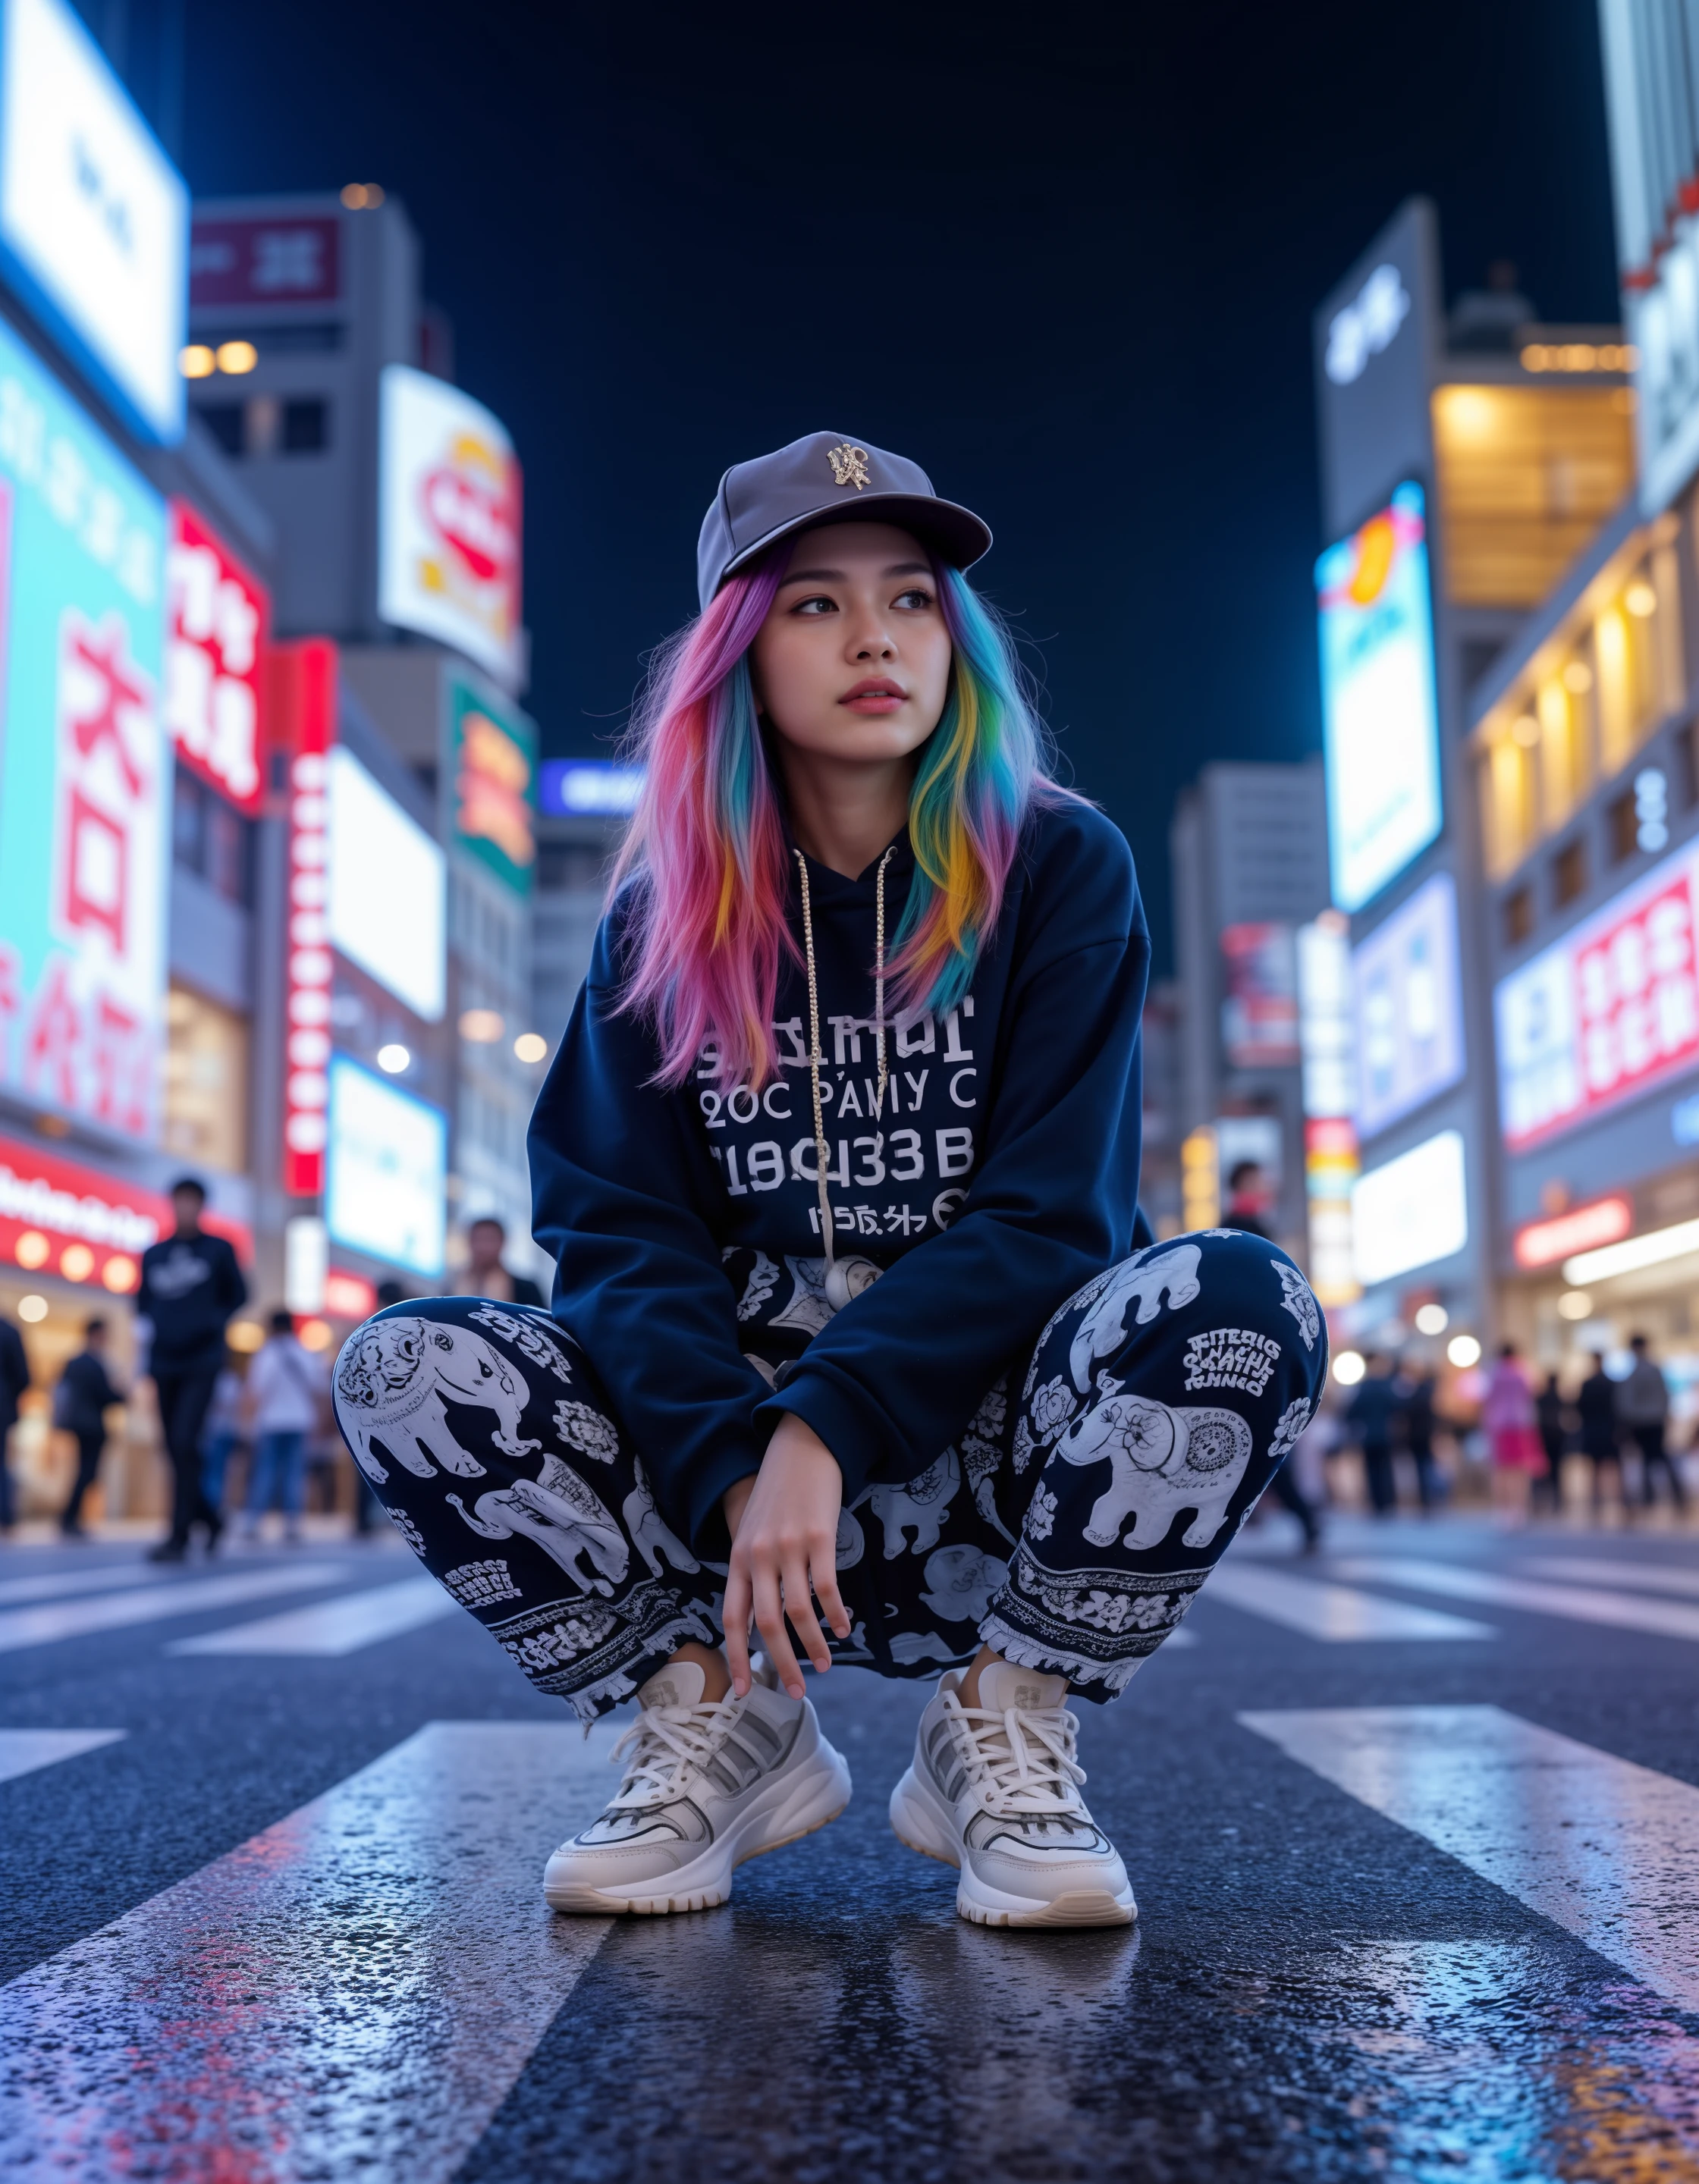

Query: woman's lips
[840,679,906,714]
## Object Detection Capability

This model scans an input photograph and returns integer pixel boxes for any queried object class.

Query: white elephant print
[1068,1246,1204,1392]
[621,1461,699,1579]
[334,1317,537,1486]
[1272,1258,1321,1351]
[1050,1391,1253,1550]
[466,1304,573,1382]
[859,1449,961,1558]
[447,1457,629,1595]
[919,1545,1009,1624]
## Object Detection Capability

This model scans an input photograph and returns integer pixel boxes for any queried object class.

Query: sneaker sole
[888,1765,1137,1930]
[545,1740,852,1916]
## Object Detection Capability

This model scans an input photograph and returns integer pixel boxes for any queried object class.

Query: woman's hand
[721,1416,850,1699]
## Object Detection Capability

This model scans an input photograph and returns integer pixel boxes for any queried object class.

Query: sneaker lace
[945,1694,1088,1818]
[605,1699,741,1810]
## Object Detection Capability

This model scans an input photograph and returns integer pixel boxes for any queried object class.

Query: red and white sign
[0,1132,250,1293]
[190,215,341,309]
[165,501,268,814]
[324,1268,377,1320]
[269,639,338,1197]
[1497,840,1699,1151]
[378,366,522,689]
[1513,1195,1634,1270]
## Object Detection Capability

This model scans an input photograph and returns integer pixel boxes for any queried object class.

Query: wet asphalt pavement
[3,1513,1699,2182]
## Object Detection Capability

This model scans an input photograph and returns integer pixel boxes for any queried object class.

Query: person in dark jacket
[329,432,1330,1932]
[1346,1356,1403,1516]
[0,1309,29,1533]
[1618,1333,1685,1513]
[137,1175,247,1561]
[1576,1353,1622,1515]
[1222,1159,1275,1241]
[460,1216,545,1307]
[1402,1370,1446,1512]
[1534,1371,1570,1517]
[55,1318,123,1537]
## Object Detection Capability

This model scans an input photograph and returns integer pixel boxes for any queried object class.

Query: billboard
[165,500,267,815]
[448,673,535,894]
[325,1056,446,1279]
[0,0,187,444]
[327,744,446,1021]
[1351,871,1464,1140]
[0,1128,249,1291]
[1352,1128,1468,1288]
[1316,481,1442,914]
[1597,1,1699,512]
[0,311,167,1144]
[270,639,338,1197]
[1219,922,1299,1067]
[1496,833,1699,1152]
[190,212,340,310]
[378,366,521,689]
[538,758,644,817]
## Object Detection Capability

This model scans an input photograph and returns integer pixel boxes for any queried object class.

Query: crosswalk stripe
[0,1564,351,1654]
[1239,1703,1699,2010]
[1332,1557,1699,1643]
[0,1730,125,1784]
[0,1721,617,2179]
[1206,1563,1495,1640]
[1527,1556,1699,1599]
[168,1577,460,1655]
[0,1564,189,1608]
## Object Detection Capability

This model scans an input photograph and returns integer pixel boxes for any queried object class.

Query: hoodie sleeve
[756,814,1149,1505]
[529,905,772,1555]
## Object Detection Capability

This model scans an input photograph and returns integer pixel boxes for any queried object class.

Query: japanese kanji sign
[165,500,267,814]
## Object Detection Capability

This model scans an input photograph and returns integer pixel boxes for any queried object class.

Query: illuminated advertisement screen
[0,311,168,1143]
[538,758,645,817]
[378,366,521,689]
[327,745,446,1021]
[448,672,535,895]
[1352,1128,1468,1288]
[0,0,187,444]
[325,1057,446,1279]
[1315,481,1442,913]
[1495,835,1699,1152]
[1350,870,1464,1140]
[165,500,268,814]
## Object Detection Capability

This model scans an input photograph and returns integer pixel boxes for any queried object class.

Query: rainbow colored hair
[611,551,1062,1089]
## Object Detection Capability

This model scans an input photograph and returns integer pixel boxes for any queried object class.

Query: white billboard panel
[1351,871,1465,1140]
[1352,1129,1468,1288]
[327,745,446,1021]
[0,0,187,443]
[325,1059,446,1279]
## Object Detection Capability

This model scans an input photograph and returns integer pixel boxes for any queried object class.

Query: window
[1503,885,1534,946]
[1607,785,1639,862]
[172,770,253,906]
[1553,838,1588,907]
[197,402,243,457]
[163,985,249,1174]
[283,397,328,453]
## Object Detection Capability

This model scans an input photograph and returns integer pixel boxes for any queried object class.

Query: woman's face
[749,522,953,766]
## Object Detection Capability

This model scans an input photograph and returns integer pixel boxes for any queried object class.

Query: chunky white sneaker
[543,1658,852,1915]
[889,1660,1136,1928]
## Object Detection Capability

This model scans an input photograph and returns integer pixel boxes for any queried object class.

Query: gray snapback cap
[696,429,992,609]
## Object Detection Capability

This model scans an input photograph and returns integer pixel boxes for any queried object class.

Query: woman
[332,432,1327,1930]
[1484,1343,1539,1525]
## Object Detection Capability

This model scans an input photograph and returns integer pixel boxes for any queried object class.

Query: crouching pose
[332,432,1327,1930]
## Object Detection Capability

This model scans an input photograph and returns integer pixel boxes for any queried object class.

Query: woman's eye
[793,595,837,616]
[894,588,933,610]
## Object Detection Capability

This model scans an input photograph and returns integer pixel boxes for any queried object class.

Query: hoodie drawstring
[793,845,894,1290]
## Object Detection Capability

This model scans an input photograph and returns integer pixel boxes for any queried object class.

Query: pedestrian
[1576,1351,1623,1517]
[1484,1343,1539,1525]
[1402,1368,1446,1513]
[138,1175,248,1561]
[1617,1333,1686,1516]
[460,1216,545,1307]
[0,1306,28,1534]
[330,432,1329,1928]
[199,1351,247,1530]
[1534,1370,1570,1517]
[1346,1354,1402,1516]
[53,1317,124,1537]
[1221,1160,1274,1241]
[240,1310,325,1544]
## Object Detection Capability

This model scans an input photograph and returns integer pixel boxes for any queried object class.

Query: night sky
[174,0,1622,972]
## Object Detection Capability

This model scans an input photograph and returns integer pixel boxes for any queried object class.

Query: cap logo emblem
[826,443,871,491]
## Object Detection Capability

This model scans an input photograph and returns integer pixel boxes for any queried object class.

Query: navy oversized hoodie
[530,797,1149,1555]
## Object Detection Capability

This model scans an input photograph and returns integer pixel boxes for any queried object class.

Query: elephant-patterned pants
[330,1230,1327,1722]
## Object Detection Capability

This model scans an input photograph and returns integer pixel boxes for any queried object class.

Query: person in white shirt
[241,1310,326,1543]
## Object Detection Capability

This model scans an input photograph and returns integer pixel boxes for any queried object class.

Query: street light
[1446,1334,1481,1368]
[1332,1350,1365,1385]
[377,1043,410,1074]
[1413,1303,1449,1335]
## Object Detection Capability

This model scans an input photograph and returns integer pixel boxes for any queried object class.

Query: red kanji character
[24,957,80,1109]
[91,993,145,1134]
[68,620,148,795]
[62,788,128,952]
